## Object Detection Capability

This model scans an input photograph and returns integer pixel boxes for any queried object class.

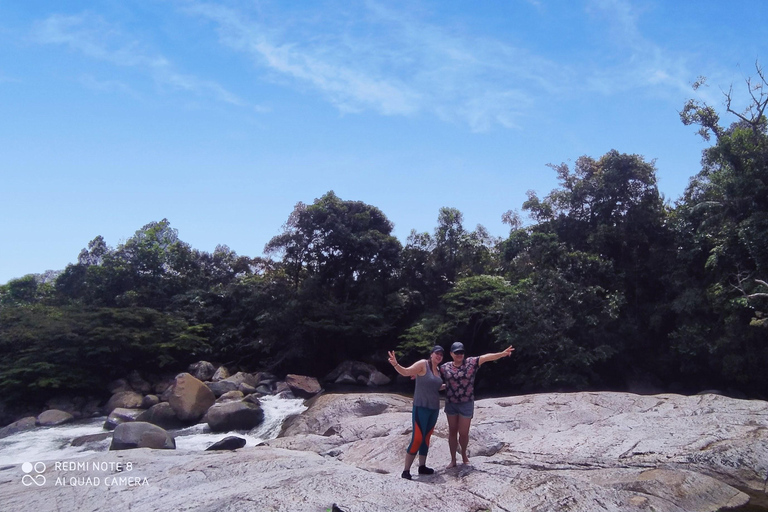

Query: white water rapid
[0,395,307,466]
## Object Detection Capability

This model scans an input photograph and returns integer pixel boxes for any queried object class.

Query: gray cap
[450,342,465,353]
[430,346,444,354]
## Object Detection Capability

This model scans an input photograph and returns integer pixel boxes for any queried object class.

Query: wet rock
[36,409,74,427]
[110,421,175,450]
[205,436,247,451]
[285,374,322,399]
[206,401,264,432]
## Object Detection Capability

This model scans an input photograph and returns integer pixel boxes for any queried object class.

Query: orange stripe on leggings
[407,424,424,455]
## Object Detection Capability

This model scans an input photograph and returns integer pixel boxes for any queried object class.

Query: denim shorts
[444,400,474,418]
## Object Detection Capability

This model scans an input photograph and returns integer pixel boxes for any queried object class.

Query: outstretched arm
[478,346,514,366]
[388,351,427,377]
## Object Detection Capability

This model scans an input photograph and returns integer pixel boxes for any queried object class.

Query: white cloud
[31,12,253,109]
[182,0,570,131]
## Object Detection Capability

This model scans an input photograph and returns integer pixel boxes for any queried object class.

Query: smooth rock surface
[2,391,766,512]
[36,409,75,427]
[167,373,215,422]
[109,421,175,450]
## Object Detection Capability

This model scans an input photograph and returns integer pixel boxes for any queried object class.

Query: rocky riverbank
[1,391,766,512]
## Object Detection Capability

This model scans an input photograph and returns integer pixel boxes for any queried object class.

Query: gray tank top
[413,360,443,410]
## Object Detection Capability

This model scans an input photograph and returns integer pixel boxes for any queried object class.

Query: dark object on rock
[418,465,434,475]
[285,374,322,398]
[206,401,264,432]
[332,505,347,512]
[205,436,247,451]
[110,422,175,450]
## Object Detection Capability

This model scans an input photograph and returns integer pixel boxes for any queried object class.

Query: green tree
[264,191,403,372]
[671,65,768,395]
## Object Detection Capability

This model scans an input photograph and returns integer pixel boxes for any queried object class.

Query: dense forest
[2,74,768,410]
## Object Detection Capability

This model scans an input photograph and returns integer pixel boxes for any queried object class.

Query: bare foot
[462,457,470,464]
[446,461,457,469]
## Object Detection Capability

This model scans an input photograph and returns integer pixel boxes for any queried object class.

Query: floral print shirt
[440,356,480,404]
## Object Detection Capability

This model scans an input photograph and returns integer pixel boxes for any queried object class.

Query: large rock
[136,402,187,430]
[324,361,391,386]
[36,409,74,427]
[205,436,247,451]
[284,374,322,399]
[206,380,238,398]
[0,416,36,439]
[103,391,144,415]
[211,365,230,382]
[206,401,265,432]
[188,361,216,382]
[110,422,175,450]
[3,392,766,512]
[221,372,258,389]
[103,407,144,430]
[167,373,215,422]
[127,370,152,394]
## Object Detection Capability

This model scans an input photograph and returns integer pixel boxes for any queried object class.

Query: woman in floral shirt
[439,342,514,468]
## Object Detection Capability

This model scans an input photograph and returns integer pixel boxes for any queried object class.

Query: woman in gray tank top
[388,345,444,479]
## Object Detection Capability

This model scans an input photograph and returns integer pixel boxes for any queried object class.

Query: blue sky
[1,0,766,284]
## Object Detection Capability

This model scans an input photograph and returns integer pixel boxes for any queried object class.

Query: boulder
[217,390,245,403]
[153,375,175,395]
[324,361,390,387]
[367,370,391,386]
[107,378,132,394]
[127,370,152,394]
[70,432,111,447]
[110,422,175,450]
[211,365,230,382]
[167,373,216,422]
[238,383,258,395]
[141,394,160,409]
[103,407,144,430]
[206,401,265,432]
[205,436,247,451]
[188,361,216,382]
[4,392,766,512]
[284,374,322,399]
[254,371,277,385]
[255,384,273,395]
[221,372,258,389]
[0,416,37,439]
[36,409,74,427]
[136,402,187,430]
[104,391,144,415]
[207,380,239,397]
[242,394,262,406]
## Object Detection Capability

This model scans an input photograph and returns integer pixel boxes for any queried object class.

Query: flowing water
[0,395,306,466]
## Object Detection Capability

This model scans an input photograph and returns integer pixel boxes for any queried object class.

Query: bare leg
[446,414,459,468]
[457,416,472,464]
[404,452,417,473]
[418,454,427,467]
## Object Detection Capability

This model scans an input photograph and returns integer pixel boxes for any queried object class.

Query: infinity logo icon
[21,462,47,486]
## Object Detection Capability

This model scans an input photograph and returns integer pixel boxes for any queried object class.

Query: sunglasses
[453,350,465,355]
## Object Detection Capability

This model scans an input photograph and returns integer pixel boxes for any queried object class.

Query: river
[0,395,307,466]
